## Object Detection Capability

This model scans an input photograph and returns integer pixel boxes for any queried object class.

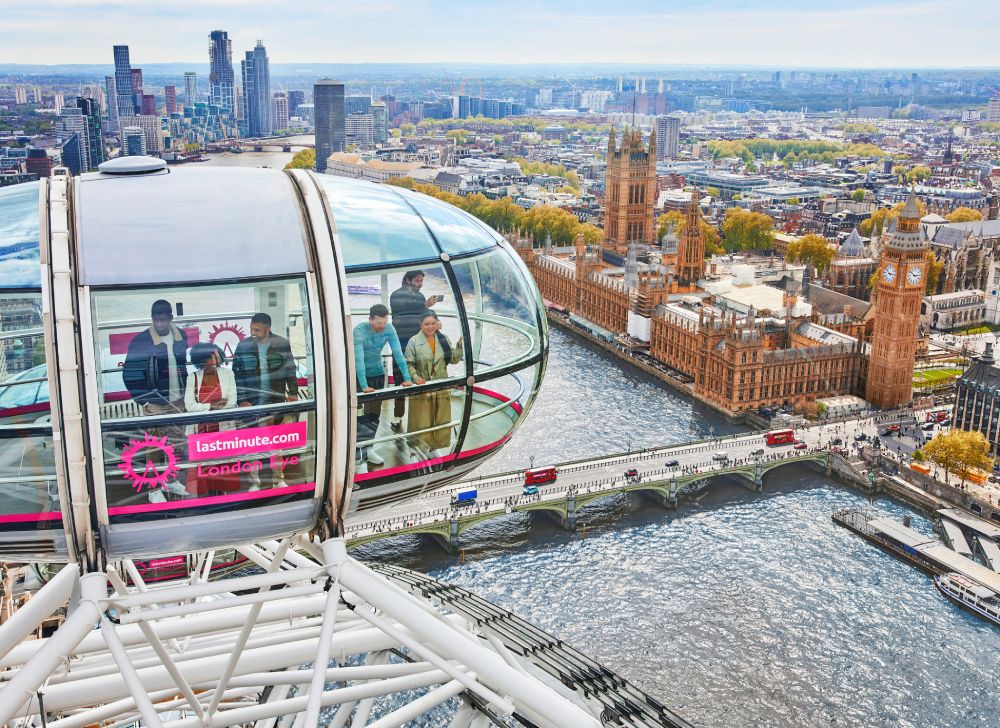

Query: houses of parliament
[512,127,926,416]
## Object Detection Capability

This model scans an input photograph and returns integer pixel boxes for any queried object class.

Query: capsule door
[70,165,336,560]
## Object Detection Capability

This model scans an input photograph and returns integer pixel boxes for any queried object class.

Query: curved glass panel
[461,363,540,460]
[453,248,542,374]
[0,287,62,557]
[319,176,439,269]
[0,181,42,289]
[391,185,498,256]
[76,169,308,286]
[90,278,319,552]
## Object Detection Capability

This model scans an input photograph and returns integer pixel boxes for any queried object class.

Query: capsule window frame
[82,274,327,527]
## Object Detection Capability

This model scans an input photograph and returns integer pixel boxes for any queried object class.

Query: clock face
[907,266,923,285]
[882,263,897,284]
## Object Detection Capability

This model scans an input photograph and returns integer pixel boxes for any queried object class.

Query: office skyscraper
[313,80,345,172]
[655,115,680,160]
[371,101,388,145]
[288,90,305,117]
[121,127,146,156]
[164,86,177,115]
[130,68,144,116]
[113,45,136,117]
[184,72,199,108]
[209,30,236,117]
[76,97,105,169]
[104,76,120,133]
[54,107,91,174]
[271,92,288,132]
[345,95,371,116]
[240,40,271,137]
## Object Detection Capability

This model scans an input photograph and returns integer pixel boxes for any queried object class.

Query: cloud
[2,0,998,67]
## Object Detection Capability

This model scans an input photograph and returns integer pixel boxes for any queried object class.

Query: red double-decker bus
[765,429,795,446]
[524,466,558,486]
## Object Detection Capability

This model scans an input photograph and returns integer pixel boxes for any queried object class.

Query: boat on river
[934,572,1000,627]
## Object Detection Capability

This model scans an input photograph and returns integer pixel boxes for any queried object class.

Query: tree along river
[354,326,1000,727]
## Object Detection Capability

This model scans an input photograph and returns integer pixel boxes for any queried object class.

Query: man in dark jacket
[389,270,440,425]
[232,312,299,407]
[122,299,190,415]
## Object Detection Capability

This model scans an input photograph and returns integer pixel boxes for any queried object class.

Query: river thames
[355,327,1000,728]
[204,149,999,726]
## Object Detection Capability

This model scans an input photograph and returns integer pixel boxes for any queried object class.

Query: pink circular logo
[118,434,180,493]
[209,322,247,359]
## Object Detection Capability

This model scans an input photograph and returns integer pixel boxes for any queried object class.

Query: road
[344,409,931,539]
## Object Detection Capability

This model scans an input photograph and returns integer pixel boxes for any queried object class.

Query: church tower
[602,126,657,258]
[676,186,705,289]
[866,191,928,409]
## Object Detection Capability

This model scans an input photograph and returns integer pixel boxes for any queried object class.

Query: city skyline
[4,0,1000,68]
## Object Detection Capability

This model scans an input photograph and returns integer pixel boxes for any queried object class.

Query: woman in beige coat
[404,311,464,457]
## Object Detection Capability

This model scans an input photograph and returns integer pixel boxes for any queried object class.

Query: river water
[199,150,1000,726]
[355,327,1000,728]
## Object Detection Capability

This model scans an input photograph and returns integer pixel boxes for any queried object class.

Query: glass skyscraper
[104,75,119,133]
[313,80,345,172]
[184,72,199,108]
[112,45,136,118]
[240,41,271,137]
[209,30,235,119]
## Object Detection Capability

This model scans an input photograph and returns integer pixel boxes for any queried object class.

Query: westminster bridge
[344,417,883,552]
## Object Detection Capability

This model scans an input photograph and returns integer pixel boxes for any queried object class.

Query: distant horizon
[5,1,999,69]
[4,61,1000,73]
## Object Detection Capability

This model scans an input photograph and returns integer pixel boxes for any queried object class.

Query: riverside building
[517,127,929,415]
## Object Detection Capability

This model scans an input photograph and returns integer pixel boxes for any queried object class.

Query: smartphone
[436,294,446,302]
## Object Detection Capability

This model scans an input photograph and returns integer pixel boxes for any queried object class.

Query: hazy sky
[5,0,999,68]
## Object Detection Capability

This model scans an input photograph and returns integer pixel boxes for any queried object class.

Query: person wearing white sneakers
[353,304,413,470]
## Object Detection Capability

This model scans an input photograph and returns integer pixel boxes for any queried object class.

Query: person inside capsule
[122,299,189,418]
[389,270,440,432]
[95,279,318,512]
[353,304,412,473]
[404,310,464,459]
[232,312,299,412]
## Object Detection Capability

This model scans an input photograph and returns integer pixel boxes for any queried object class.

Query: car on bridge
[664,459,679,468]
[712,451,729,462]
[794,441,808,450]
[624,468,640,482]
[522,485,539,495]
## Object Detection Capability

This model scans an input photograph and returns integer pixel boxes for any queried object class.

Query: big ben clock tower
[866,191,928,408]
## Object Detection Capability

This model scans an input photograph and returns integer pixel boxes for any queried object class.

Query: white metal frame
[0,537,601,728]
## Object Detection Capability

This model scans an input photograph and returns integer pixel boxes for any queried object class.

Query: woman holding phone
[389,270,441,428]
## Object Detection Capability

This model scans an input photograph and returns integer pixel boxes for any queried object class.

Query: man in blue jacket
[353,304,412,472]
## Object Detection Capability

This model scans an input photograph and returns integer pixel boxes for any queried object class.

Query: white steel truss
[0,536,602,728]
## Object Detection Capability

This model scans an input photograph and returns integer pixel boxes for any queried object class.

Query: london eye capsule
[0,159,547,564]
